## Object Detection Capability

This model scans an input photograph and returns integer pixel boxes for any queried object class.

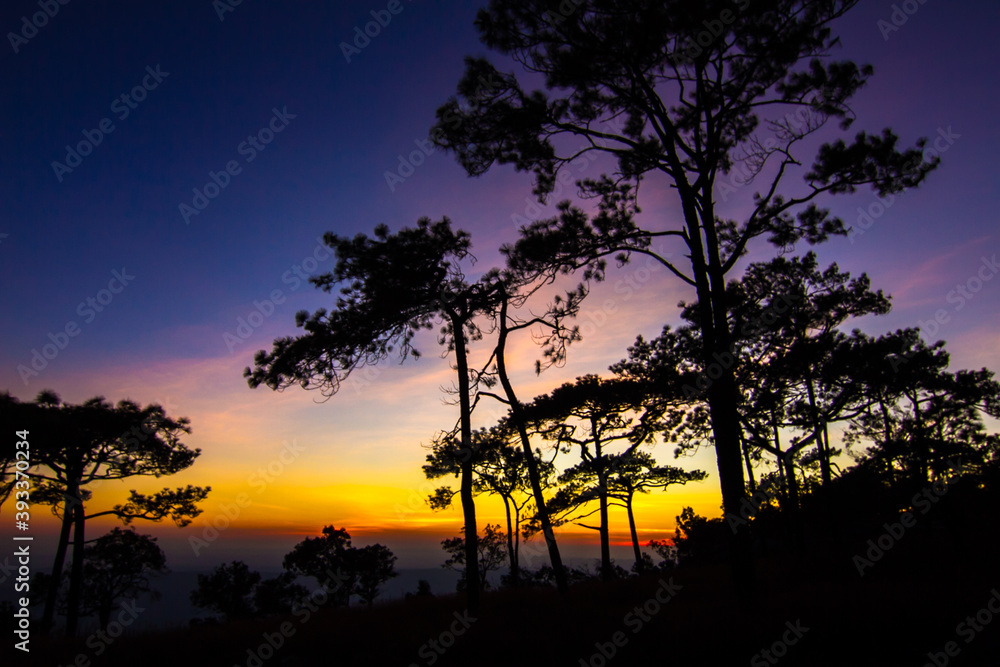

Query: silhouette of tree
[252,572,309,617]
[405,579,434,599]
[5,390,207,636]
[190,562,306,621]
[282,525,397,606]
[353,544,398,605]
[432,0,939,604]
[190,561,261,621]
[521,374,668,580]
[424,424,553,585]
[246,218,494,610]
[475,277,586,595]
[605,451,707,573]
[646,538,678,571]
[282,526,356,607]
[844,330,1000,484]
[613,253,892,510]
[674,506,728,566]
[442,523,508,592]
[77,528,166,632]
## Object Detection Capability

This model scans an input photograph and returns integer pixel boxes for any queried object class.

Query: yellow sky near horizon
[5,273,726,570]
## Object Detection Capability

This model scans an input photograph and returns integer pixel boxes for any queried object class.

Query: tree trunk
[495,294,568,595]
[513,505,520,580]
[593,423,612,581]
[806,377,832,485]
[502,496,518,586]
[65,497,86,637]
[598,486,612,581]
[626,494,644,575]
[782,450,801,511]
[741,432,757,494]
[452,316,480,612]
[99,602,111,633]
[42,488,76,634]
[678,176,754,607]
[707,377,755,606]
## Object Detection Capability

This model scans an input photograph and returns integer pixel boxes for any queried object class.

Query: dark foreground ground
[10,524,1000,667]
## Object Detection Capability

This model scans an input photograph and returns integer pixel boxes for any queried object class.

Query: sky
[1,0,998,577]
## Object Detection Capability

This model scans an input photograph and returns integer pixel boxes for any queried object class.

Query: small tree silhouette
[282,526,397,606]
[190,561,260,621]
[353,544,398,605]
[78,528,167,631]
[442,524,508,592]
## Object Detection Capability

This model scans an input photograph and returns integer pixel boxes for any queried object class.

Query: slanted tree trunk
[495,295,568,595]
[741,432,757,494]
[626,492,644,575]
[706,377,755,606]
[806,376,832,485]
[502,496,519,586]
